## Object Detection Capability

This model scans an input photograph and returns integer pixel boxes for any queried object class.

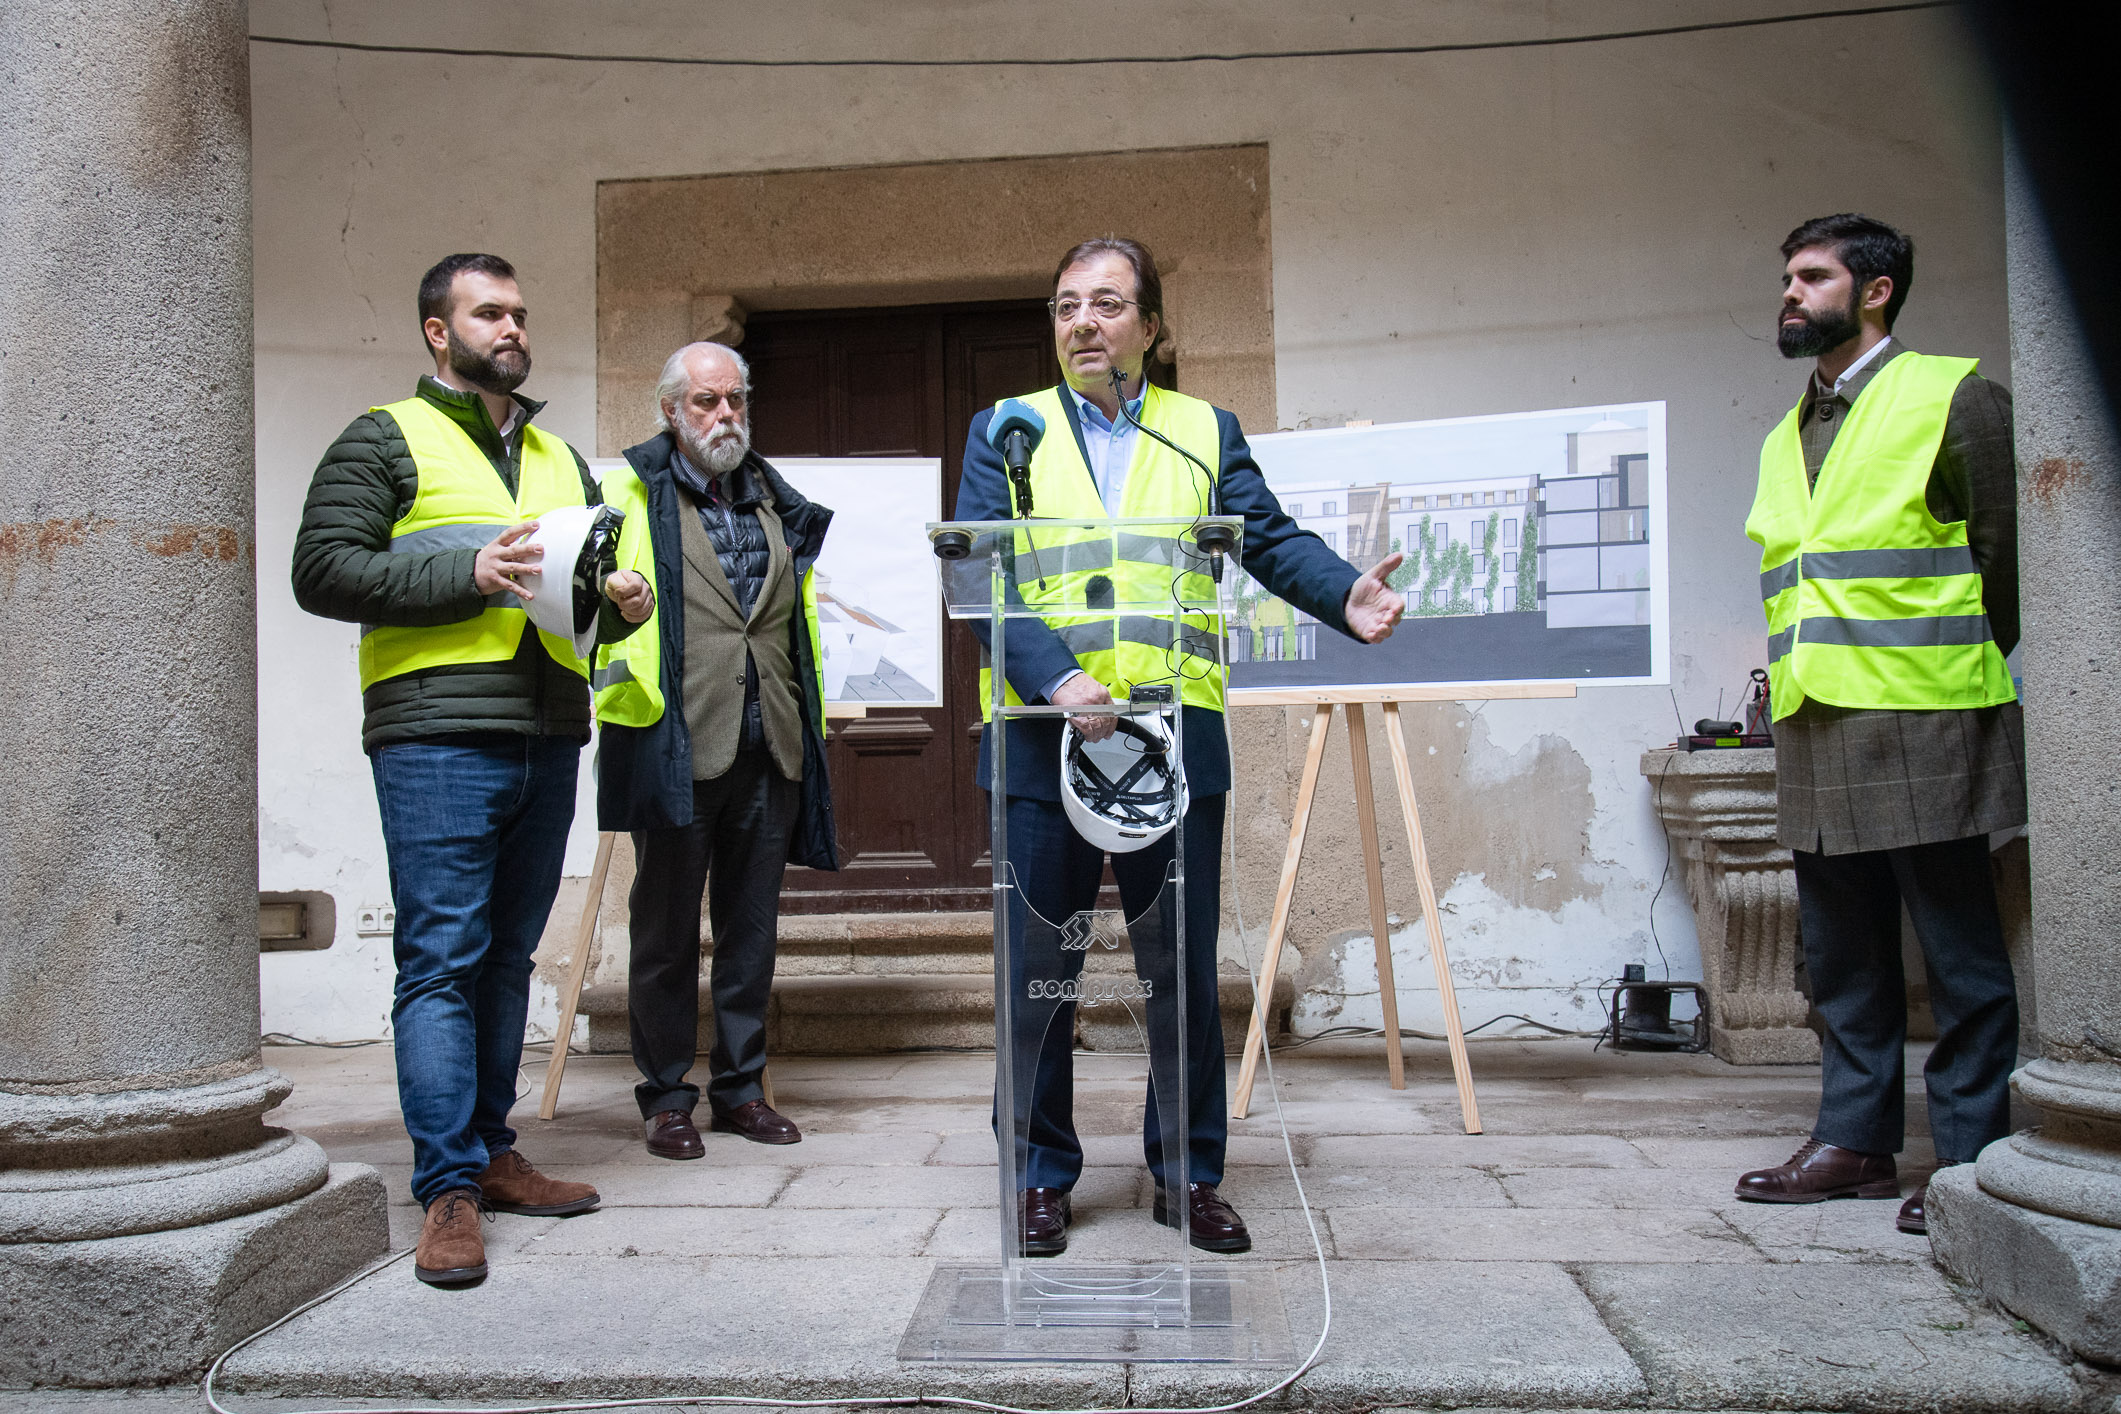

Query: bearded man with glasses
[954,237,1406,1256]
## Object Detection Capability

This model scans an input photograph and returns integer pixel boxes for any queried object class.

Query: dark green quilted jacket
[291,377,637,752]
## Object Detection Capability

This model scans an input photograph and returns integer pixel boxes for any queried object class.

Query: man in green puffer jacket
[292,253,653,1288]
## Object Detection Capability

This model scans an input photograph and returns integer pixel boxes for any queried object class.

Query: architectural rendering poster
[590,457,944,708]
[1229,402,1670,692]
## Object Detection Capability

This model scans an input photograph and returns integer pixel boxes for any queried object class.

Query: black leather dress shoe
[1898,1159,1961,1234]
[1020,1187,1071,1256]
[1153,1182,1251,1253]
[645,1109,704,1160]
[709,1099,802,1145]
[1735,1138,1898,1203]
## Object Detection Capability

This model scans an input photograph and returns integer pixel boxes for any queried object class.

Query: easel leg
[1230,704,1334,1120]
[1345,706,1407,1090]
[538,831,617,1122]
[1381,704,1483,1135]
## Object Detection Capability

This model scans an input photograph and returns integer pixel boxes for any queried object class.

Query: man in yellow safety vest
[955,238,1406,1256]
[293,254,655,1286]
[1734,214,2024,1236]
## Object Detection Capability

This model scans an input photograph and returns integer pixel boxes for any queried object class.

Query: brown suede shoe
[1735,1138,1898,1203]
[475,1149,600,1216]
[414,1188,488,1287]
[1153,1182,1252,1253]
[1897,1159,1960,1234]
[709,1099,802,1145]
[646,1109,705,1160]
[1019,1187,1071,1257]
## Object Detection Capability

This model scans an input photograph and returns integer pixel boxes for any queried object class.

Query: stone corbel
[691,292,748,347]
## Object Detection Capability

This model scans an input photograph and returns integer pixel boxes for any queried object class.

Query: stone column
[0,0,386,1386]
[1639,749,1817,1065]
[1928,149,2121,1362]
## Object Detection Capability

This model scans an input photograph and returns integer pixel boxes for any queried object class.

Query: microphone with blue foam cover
[986,397,1046,518]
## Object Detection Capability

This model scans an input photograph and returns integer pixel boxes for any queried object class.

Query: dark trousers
[628,749,798,1119]
[1797,833,2019,1163]
[999,792,1228,1192]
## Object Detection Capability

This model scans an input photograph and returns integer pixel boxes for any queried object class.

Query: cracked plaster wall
[243,0,2009,1042]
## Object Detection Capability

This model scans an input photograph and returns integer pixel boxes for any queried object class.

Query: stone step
[581,970,1293,1056]
[770,910,994,977]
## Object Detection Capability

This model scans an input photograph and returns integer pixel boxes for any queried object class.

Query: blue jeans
[372,735,581,1205]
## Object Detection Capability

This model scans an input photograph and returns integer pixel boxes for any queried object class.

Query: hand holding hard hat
[475,506,643,659]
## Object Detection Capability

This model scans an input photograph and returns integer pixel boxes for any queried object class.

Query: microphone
[1108,369,1231,581]
[986,398,1046,518]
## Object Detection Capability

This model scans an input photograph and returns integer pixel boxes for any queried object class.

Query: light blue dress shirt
[1040,382,1147,703]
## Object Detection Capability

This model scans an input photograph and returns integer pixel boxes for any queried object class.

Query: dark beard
[445,327,531,394]
[1777,289,1864,359]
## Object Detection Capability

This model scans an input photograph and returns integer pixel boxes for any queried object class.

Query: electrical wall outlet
[354,905,397,937]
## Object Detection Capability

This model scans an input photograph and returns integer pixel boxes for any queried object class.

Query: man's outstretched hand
[1345,552,1407,643]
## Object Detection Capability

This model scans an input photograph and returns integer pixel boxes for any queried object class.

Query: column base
[0,1163,390,1387]
[1709,1021,1821,1066]
[1929,1163,2121,1366]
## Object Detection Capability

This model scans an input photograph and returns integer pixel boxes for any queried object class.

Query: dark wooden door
[746,303,1059,913]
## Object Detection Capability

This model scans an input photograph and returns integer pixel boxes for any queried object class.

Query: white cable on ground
[204,577,1331,1414]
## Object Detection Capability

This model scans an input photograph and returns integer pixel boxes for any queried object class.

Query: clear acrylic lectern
[898,517,1291,1365]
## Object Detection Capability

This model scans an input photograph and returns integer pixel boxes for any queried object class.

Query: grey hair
[653,342,752,431]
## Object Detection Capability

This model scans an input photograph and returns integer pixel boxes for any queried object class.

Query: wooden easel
[1227,683,1577,1133]
[539,832,617,1121]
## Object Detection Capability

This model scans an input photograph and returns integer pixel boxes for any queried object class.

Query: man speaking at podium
[956,237,1406,1255]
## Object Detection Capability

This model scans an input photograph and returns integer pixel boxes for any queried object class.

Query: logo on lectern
[1027,977,1152,1007]
[1059,909,1126,952]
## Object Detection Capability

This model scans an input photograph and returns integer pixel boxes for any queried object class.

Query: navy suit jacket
[957,388,1362,800]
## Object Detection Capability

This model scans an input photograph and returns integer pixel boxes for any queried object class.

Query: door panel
[747,302,1058,912]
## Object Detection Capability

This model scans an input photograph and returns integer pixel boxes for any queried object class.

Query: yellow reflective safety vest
[978,384,1226,720]
[590,462,829,737]
[358,397,593,692]
[1744,352,2015,719]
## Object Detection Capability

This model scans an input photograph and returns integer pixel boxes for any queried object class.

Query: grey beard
[679,420,749,475]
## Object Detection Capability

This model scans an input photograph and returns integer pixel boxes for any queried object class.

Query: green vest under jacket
[358,396,591,692]
[979,383,1227,719]
[590,462,829,741]
[1744,351,2015,720]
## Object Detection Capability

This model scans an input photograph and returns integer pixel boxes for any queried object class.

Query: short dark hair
[1053,237,1164,326]
[1780,214,1914,330]
[417,253,517,329]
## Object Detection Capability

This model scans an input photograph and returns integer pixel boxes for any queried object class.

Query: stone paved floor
[6,1038,2109,1413]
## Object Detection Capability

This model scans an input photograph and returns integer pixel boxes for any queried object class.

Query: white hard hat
[512,504,625,659]
[1061,711,1188,853]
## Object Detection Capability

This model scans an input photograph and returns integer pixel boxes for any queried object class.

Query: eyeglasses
[1048,295,1144,323]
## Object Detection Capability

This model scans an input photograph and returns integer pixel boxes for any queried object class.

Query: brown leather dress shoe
[1020,1187,1071,1257]
[475,1149,600,1216]
[1735,1138,1898,1203]
[709,1099,802,1145]
[1153,1182,1252,1253]
[1897,1159,1960,1234]
[414,1188,489,1286]
[646,1109,705,1160]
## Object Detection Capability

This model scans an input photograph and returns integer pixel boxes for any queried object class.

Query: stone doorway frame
[594,143,1275,455]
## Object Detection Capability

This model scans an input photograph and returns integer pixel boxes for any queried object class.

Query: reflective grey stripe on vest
[1802,546,1978,581]
[1016,540,1113,581]
[1056,621,1114,656]
[1796,613,1994,650]
[1120,616,1220,661]
[1116,532,1213,577]
[592,660,634,691]
[388,522,514,553]
[1767,626,1795,664]
[1760,546,1977,604]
